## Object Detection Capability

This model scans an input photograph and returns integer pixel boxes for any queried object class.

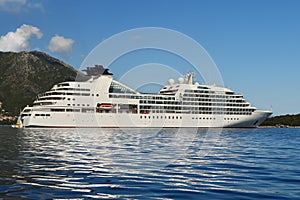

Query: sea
[0,127,299,200]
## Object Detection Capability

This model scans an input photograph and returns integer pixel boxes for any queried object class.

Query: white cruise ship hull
[21,110,271,128]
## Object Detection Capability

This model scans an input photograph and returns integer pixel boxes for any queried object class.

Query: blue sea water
[0,127,299,199]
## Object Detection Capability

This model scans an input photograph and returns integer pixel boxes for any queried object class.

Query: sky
[0,0,299,116]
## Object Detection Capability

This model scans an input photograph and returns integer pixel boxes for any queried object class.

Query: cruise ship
[16,66,272,128]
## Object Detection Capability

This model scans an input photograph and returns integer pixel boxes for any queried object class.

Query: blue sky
[0,0,299,116]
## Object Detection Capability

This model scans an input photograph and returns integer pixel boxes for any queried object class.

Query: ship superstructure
[17,66,272,128]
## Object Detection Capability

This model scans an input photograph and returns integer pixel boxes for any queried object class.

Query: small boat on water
[11,122,23,128]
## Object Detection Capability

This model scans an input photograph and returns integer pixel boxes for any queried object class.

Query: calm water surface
[0,127,299,199]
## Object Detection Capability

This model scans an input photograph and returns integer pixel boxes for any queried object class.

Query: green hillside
[0,51,82,116]
[260,114,300,126]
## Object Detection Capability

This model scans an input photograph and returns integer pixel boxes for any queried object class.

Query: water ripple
[0,128,299,199]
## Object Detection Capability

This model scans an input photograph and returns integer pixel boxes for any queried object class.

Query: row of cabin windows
[38,97,65,101]
[55,88,90,91]
[34,114,50,117]
[39,92,99,100]
[184,93,242,99]
[182,97,244,102]
[139,115,242,120]
[182,102,249,107]
[40,92,99,99]
[224,118,240,120]
[159,89,178,94]
[39,92,96,97]
[141,110,253,115]
[190,117,240,120]
[67,104,90,107]
[109,94,175,100]
[184,90,213,94]
[140,105,254,112]
[140,101,249,107]
[140,100,180,105]
[49,108,95,113]
[140,99,247,105]
[56,84,89,88]
[57,83,70,87]
[191,111,252,115]
[33,102,55,106]
[192,117,216,120]
[140,115,182,120]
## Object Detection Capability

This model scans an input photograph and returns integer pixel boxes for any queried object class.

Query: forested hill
[0,51,81,115]
[260,114,300,127]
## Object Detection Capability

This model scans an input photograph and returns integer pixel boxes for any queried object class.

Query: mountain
[260,113,300,127]
[0,51,83,115]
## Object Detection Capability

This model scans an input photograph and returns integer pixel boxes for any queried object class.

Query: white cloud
[0,0,43,13]
[0,24,43,52]
[48,35,74,56]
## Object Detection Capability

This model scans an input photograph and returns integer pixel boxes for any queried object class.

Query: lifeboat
[98,103,113,109]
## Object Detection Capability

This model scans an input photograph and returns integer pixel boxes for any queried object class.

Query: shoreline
[259,125,300,129]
